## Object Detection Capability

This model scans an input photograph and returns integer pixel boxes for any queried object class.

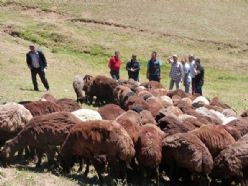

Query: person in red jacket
[108,51,121,80]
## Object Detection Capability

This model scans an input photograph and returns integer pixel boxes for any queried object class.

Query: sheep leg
[35,148,43,167]
[47,148,56,167]
[83,158,90,177]
[77,156,83,172]
[156,166,160,186]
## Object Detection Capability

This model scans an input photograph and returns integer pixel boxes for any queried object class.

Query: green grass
[0,1,247,184]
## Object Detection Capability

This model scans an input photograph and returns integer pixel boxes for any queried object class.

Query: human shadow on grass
[19,88,41,92]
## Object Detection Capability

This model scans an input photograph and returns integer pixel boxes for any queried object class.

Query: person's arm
[108,58,112,69]
[167,56,173,63]
[26,53,31,69]
[126,62,130,71]
[133,62,140,72]
[180,63,184,82]
[38,51,47,68]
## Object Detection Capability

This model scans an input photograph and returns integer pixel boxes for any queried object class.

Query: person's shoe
[34,88,39,91]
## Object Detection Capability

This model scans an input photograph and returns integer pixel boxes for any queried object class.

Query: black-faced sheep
[98,104,125,120]
[0,103,33,146]
[162,133,213,184]
[136,124,165,185]
[189,125,236,158]
[59,120,135,183]
[24,101,63,117]
[0,112,81,167]
[87,75,118,105]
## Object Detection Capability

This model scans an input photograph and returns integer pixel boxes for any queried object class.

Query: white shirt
[189,60,196,78]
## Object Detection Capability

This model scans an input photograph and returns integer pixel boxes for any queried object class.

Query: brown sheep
[136,124,165,185]
[166,89,187,98]
[162,133,213,184]
[145,97,164,117]
[139,110,156,125]
[223,125,242,141]
[0,112,81,167]
[113,85,135,107]
[210,97,231,109]
[55,98,81,112]
[140,81,164,89]
[241,110,248,117]
[123,95,149,111]
[115,110,142,144]
[226,118,248,137]
[59,120,135,182]
[148,88,167,97]
[40,93,56,102]
[212,134,248,184]
[157,115,196,135]
[87,75,118,105]
[24,101,63,117]
[98,104,125,120]
[189,125,236,158]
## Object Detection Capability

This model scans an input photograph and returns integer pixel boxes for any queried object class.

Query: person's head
[172,54,178,62]
[29,44,35,52]
[151,51,157,61]
[181,56,187,65]
[189,54,195,62]
[131,54,136,61]
[195,58,201,66]
[115,51,120,60]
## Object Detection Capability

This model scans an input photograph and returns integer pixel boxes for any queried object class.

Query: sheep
[162,133,213,184]
[192,96,210,108]
[135,124,165,185]
[139,110,156,125]
[159,95,173,107]
[55,98,81,112]
[113,85,135,107]
[241,110,248,117]
[166,89,187,98]
[0,112,81,167]
[71,109,102,121]
[98,104,125,120]
[148,88,167,97]
[158,106,183,117]
[24,101,63,117]
[195,107,223,124]
[140,81,164,89]
[123,95,149,111]
[40,93,56,102]
[145,97,164,117]
[87,75,118,105]
[0,103,33,146]
[157,115,196,135]
[210,96,231,109]
[222,108,237,117]
[59,120,135,183]
[212,134,248,185]
[73,74,94,103]
[115,110,142,144]
[226,118,248,137]
[189,125,236,158]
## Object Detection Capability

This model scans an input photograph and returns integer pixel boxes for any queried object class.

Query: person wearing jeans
[168,54,183,90]
[26,44,49,91]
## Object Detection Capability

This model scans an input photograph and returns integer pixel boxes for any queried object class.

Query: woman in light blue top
[181,57,191,93]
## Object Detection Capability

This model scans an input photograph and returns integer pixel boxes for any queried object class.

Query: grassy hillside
[0,0,248,185]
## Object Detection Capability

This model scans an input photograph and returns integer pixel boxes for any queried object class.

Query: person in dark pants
[26,44,49,91]
[108,51,121,80]
[194,58,204,95]
[147,51,162,82]
[126,54,140,81]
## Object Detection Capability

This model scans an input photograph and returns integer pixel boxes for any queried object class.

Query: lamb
[0,103,33,146]
[73,74,94,103]
[162,133,213,184]
[59,120,135,182]
[212,134,248,184]
[0,112,81,167]
[71,109,102,121]
[24,101,63,117]
[86,75,118,105]
[98,104,125,120]
[135,124,165,185]
[189,125,236,158]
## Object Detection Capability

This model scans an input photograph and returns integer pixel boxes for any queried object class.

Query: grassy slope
[0,0,248,185]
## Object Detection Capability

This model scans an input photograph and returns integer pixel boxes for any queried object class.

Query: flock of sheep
[0,74,248,186]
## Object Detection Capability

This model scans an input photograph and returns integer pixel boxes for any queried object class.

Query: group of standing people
[108,51,204,95]
[25,45,204,95]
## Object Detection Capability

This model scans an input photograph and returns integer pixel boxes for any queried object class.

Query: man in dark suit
[26,44,49,91]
